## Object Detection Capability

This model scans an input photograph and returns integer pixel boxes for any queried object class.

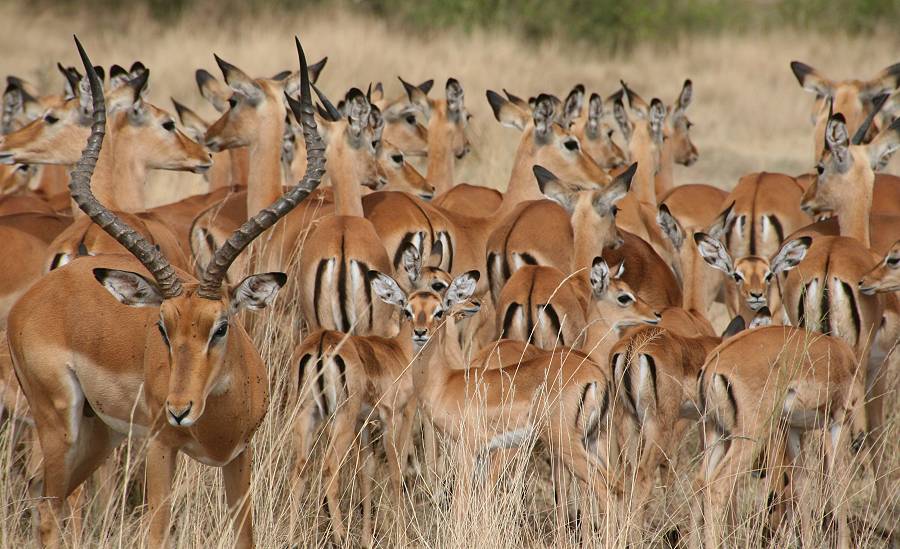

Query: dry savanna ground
[0,2,898,548]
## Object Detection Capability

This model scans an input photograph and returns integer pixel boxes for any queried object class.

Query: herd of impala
[0,35,898,548]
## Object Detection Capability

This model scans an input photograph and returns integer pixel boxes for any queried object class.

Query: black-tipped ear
[399,77,419,101]
[721,316,746,338]
[129,61,146,75]
[128,68,150,102]
[617,162,638,187]
[418,79,434,95]
[171,98,189,118]
[851,93,889,145]
[790,61,814,87]
[308,56,327,84]
[532,165,558,192]
[110,64,128,80]
[486,89,505,120]
[195,69,215,90]
[271,70,292,81]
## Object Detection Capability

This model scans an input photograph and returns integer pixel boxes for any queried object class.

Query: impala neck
[572,211,619,287]
[246,120,285,219]
[328,147,365,217]
[412,321,459,396]
[427,119,455,195]
[498,128,544,215]
[75,123,145,216]
[628,126,659,206]
[836,181,872,248]
[583,307,623,365]
[654,135,675,197]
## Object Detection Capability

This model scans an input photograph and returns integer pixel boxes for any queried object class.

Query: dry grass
[1,2,898,548]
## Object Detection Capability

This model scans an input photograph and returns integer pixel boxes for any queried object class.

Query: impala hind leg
[822,421,851,549]
[699,437,754,549]
[34,412,120,548]
[322,409,359,546]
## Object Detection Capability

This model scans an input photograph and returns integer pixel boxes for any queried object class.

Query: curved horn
[71,36,183,298]
[198,36,326,299]
[851,93,889,145]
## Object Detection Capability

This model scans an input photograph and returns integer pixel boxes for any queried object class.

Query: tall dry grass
[0,2,898,548]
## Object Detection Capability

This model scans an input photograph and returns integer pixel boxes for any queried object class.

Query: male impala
[696,326,863,548]
[7,37,325,548]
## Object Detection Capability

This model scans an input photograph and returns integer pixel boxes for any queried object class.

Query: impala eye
[403,309,413,319]
[431,282,447,292]
[212,323,228,340]
[816,163,824,175]
[764,271,774,282]
[44,113,59,125]
[162,120,175,132]
[563,139,579,151]
[733,272,744,283]
[228,96,238,108]
[434,309,444,319]
[887,256,900,267]
[391,153,404,164]
[617,294,633,306]
[157,321,170,347]
[405,114,416,125]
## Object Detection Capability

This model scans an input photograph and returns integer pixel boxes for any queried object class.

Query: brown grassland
[0,2,898,547]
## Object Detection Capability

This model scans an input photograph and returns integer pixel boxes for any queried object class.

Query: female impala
[696,326,863,548]
[7,37,325,548]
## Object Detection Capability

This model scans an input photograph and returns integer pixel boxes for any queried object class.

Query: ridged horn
[198,36,326,299]
[71,36,183,298]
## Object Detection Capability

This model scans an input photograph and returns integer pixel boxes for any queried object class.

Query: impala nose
[749,291,763,299]
[414,329,428,338]
[167,401,193,426]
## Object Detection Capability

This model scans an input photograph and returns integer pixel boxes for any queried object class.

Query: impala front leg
[223,448,255,549]
[146,439,177,548]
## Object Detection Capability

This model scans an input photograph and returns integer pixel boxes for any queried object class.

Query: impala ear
[649,98,666,142]
[308,56,328,84]
[93,268,163,307]
[444,270,480,307]
[595,162,635,212]
[824,112,851,170]
[770,237,811,275]
[694,232,734,275]
[562,84,584,127]
[706,201,735,242]
[215,55,263,105]
[866,117,900,170]
[675,79,693,112]
[195,69,230,113]
[533,165,576,213]
[790,61,834,98]
[171,98,208,142]
[345,88,371,143]
[532,94,556,143]
[401,241,422,284]
[231,272,287,312]
[656,204,684,249]
[587,93,603,135]
[368,270,407,307]
[860,61,900,100]
[721,315,746,338]
[590,257,611,297]
[612,97,632,142]
[487,90,527,131]
[446,78,465,121]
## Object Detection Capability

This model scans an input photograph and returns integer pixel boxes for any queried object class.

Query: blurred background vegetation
[33,0,900,51]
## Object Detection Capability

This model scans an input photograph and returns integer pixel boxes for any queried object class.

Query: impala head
[791,61,900,156]
[105,71,211,173]
[859,239,900,295]
[400,240,453,293]
[614,82,667,172]
[377,139,433,198]
[801,111,900,216]
[668,79,698,166]
[71,36,325,428]
[534,162,637,250]
[373,79,430,156]
[316,87,384,190]
[577,92,627,170]
[400,77,471,159]
[203,57,290,151]
[694,233,811,311]
[589,256,661,329]
[0,80,92,165]
[487,90,610,184]
[370,269,480,350]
